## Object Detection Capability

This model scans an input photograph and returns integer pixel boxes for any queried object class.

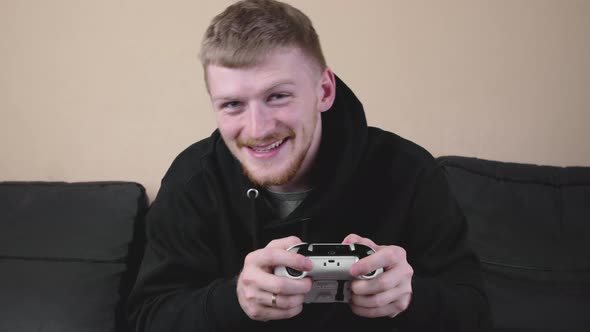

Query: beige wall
[1,0,589,201]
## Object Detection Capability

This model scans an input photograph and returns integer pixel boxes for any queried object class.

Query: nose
[247,102,274,139]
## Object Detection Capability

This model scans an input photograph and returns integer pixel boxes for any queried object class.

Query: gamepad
[274,243,384,303]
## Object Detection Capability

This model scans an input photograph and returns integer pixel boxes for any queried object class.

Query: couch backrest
[438,156,590,332]
[0,181,148,332]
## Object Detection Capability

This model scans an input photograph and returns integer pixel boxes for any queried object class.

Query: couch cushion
[438,156,590,332]
[0,182,148,332]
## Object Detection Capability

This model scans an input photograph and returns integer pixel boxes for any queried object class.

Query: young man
[126,0,491,331]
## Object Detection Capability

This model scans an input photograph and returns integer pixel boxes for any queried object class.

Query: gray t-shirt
[265,189,312,219]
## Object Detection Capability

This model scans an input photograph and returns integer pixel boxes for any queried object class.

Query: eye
[268,93,291,104]
[221,101,240,108]
[219,101,243,113]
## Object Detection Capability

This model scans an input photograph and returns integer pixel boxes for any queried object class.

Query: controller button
[286,267,303,277]
[365,270,376,277]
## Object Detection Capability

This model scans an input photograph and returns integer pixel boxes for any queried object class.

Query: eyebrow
[211,80,296,102]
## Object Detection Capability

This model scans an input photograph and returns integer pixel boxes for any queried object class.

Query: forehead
[206,47,319,99]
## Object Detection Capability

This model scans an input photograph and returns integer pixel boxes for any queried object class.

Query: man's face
[206,47,334,192]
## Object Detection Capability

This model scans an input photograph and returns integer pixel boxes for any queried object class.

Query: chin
[243,163,299,188]
[246,170,291,187]
[238,147,307,188]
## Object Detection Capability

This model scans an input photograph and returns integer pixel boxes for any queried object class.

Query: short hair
[199,0,326,71]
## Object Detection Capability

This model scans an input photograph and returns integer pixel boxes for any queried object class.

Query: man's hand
[237,236,313,321]
[342,233,413,318]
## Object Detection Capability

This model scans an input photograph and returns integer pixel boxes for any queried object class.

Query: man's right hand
[237,236,313,321]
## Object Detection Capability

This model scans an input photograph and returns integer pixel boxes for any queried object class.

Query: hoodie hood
[311,74,369,208]
[211,74,369,248]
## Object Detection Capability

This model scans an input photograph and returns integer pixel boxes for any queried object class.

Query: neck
[268,180,313,193]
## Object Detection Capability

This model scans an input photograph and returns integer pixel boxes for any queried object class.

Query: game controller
[274,243,384,303]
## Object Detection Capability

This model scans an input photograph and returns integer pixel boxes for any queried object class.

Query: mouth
[249,137,288,152]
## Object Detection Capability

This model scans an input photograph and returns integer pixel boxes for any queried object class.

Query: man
[126,0,491,331]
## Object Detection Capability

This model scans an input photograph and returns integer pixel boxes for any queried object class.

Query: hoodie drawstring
[246,188,260,249]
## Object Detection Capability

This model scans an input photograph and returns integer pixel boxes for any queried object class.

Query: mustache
[236,130,295,148]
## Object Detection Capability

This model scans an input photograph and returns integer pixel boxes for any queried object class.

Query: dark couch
[438,156,590,332]
[0,182,148,332]
[1,156,588,332]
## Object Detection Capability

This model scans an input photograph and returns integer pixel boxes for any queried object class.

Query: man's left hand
[342,233,413,318]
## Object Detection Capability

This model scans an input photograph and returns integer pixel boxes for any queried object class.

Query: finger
[350,280,411,308]
[342,235,383,277]
[239,285,306,321]
[351,235,380,251]
[368,264,414,294]
[245,300,304,322]
[350,299,406,319]
[266,236,303,249]
[257,273,313,296]
[342,233,363,244]
[240,253,312,298]
[266,305,304,321]
[349,250,387,278]
[350,245,406,277]
[246,247,312,271]
[342,234,380,251]
[251,290,305,309]
[268,293,306,310]
[350,274,391,296]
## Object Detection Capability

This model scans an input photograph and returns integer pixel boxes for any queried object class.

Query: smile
[250,138,287,152]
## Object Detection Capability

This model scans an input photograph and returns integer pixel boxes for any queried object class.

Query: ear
[317,67,336,113]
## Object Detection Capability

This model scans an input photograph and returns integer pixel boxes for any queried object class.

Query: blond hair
[199,0,326,71]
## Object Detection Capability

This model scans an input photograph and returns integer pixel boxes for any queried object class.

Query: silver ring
[271,293,277,308]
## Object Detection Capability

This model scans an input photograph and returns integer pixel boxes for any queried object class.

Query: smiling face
[206,47,335,192]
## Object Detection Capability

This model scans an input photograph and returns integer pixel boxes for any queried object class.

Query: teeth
[252,139,284,152]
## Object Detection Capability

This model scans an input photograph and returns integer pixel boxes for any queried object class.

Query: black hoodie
[126,75,491,331]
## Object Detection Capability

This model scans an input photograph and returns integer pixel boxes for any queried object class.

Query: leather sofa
[1,156,588,331]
